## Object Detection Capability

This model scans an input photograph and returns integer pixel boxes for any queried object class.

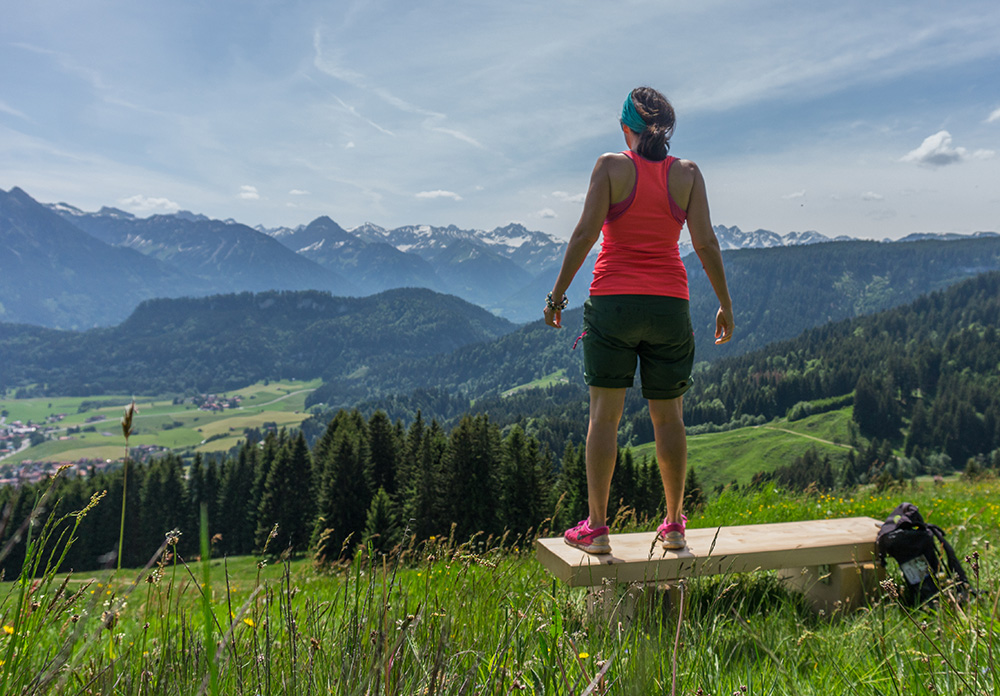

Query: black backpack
[875,502,970,605]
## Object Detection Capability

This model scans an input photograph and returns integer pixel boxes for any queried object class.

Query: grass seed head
[121,400,138,439]
[102,610,119,631]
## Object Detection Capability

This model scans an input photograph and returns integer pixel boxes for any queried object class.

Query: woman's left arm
[544,155,614,328]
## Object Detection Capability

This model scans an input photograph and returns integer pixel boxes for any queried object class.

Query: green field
[0,379,320,466]
[630,407,856,492]
[502,369,569,397]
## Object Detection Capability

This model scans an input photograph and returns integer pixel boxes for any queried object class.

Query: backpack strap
[927,524,970,586]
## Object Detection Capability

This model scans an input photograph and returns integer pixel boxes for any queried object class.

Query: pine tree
[90,463,145,568]
[204,457,220,531]
[184,453,207,556]
[249,431,281,539]
[852,375,881,439]
[904,399,931,456]
[497,426,548,537]
[441,414,500,540]
[396,410,425,503]
[139,455,186,559]
[636,455,662,519]
[609,448,634,523]
[255,432,314,555]
[216,446,258,555]
[556,441,588,529]
[402,419,446,541]
[367,410,399,496]
[683,466,706,513]
[312,424,371,560]
[363,487,400,553]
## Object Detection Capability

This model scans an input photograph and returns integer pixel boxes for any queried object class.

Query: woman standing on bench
[544,86,734,554]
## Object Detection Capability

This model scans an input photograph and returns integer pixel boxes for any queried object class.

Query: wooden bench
[535,517,883,614]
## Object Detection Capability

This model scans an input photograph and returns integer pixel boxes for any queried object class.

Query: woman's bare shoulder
[596,150,631,166]
[673,158,701,179]
[668,158,701,210]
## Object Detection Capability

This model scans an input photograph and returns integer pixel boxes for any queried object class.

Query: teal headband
[620,93,647,133]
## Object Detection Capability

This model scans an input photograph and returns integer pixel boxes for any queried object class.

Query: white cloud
[289,189,310,196]
[238,185,260,200]
[537,208,557,219]
[345,141,356,149]
[429,126,483,149]
[118,194,180,214]
[0,100,29,121]
[861,191,884,201]
[314,28,481,149]
[416,190,462,201]
[901,130,995,167]
[331,95,394,136]
[782,190,806,200]
[552,191,585,204]
[987,107,1000,124]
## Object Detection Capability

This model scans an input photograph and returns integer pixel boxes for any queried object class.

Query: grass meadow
[631,407,855,493]
[1,471,997,695]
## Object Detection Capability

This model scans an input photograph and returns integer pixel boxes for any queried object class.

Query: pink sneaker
[657,514,687,550]
[563,519,611,555]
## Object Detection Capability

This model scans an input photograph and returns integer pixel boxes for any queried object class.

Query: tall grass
[0,473,997,694]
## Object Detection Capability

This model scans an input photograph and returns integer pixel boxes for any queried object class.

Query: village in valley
[0,393,244,486]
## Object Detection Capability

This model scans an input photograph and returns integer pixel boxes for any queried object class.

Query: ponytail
[628,87,675,161]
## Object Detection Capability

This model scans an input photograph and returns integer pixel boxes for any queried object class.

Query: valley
[0,380,319,483]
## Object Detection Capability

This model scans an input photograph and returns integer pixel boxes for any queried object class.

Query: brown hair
[630,87,675,161]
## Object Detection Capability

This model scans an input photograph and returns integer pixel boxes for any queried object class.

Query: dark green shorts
[582,295,695,400]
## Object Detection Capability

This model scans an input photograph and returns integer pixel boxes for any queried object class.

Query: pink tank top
[590,151,689,299]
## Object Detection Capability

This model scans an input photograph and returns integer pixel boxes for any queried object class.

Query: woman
[543,86,733,554]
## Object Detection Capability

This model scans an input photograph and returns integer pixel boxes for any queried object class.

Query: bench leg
[778,561,883,614]
[586,581,680,628]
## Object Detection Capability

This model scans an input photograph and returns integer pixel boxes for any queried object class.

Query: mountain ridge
[0,287,517,397]
[1,185,996,329]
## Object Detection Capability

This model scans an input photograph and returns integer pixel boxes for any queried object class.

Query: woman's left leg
[648,395,686,523]
[586,386,627,528]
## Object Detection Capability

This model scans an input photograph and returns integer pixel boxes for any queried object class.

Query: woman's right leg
[648,396,686,523]
[585,386,627,528]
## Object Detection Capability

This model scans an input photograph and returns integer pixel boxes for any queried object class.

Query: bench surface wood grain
[535,516,882,588]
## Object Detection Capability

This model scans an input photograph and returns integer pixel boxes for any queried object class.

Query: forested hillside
[329,271,1000,475]
[686,235,1000,358]
[679,269,1000,464]
[0,289,515,396]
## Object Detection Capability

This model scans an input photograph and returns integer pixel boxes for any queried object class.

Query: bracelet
[545,292,569,311]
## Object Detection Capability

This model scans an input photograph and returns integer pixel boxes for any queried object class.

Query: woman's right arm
[544,155,615,328]
[684,162,734,344]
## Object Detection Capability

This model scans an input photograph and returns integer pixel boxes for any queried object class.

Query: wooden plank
[534,517,881,587]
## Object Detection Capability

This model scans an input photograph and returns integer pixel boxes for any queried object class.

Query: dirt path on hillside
[757,425,856,450]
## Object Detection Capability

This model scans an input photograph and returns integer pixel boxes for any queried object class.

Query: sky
[2,0,999,241]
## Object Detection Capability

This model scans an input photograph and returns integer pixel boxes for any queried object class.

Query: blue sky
[2,0,998,240]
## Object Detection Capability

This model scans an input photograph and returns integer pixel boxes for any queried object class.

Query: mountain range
[1,185,997,329]
[4,234,1000,403]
